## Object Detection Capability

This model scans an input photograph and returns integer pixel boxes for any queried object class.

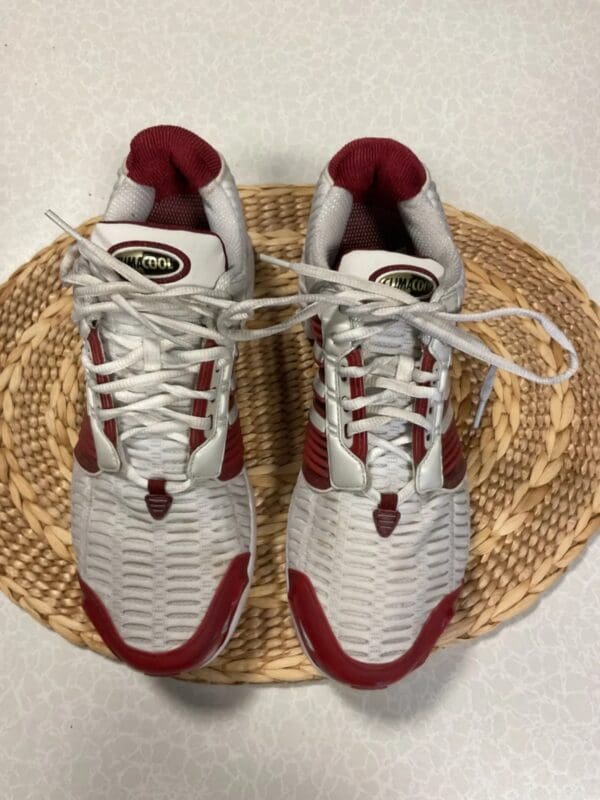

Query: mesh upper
[288,474,469,663]
[72,463,253,652]
[103,171,155,222]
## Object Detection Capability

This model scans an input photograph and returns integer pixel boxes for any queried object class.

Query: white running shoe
[266,137,577,689]
[51,125,256,675]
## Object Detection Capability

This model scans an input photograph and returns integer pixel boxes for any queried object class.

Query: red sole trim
[288,568,461,689]
[80,552,250,676]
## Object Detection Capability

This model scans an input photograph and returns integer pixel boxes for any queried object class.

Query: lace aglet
[473,366,497,429]
[259,253,292,269]
[45,210,84,243]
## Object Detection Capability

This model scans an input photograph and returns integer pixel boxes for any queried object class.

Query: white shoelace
[47,214,579,500]
[219,254,579,501]
[48,211,239,490]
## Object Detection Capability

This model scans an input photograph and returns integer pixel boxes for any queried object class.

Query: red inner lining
[126,125,220,229]
[329,137,426,265]
[147,194,209,229]
[334,194,416,265]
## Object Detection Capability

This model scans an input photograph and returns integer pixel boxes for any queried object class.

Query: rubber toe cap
[288,568,460,689]
[80,553,250,676]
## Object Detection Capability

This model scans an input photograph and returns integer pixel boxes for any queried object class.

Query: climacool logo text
[109,242,190,283]
[373,268,436,299]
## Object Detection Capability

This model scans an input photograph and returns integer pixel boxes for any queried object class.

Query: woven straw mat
[0,185,598,685]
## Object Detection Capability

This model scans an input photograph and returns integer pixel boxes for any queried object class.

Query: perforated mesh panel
[287,474,470,664]
[72,463,253,652]
[334,199,415,265]
[147,193,209,230]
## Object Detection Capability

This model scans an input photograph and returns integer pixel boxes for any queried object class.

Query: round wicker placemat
[0,185,598,684]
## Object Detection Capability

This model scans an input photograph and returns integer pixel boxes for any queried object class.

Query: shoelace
[219,254,579,502]
[47,215,579,500]
[47,211,239,491]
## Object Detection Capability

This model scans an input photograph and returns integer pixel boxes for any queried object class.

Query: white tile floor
[0,2,599,798]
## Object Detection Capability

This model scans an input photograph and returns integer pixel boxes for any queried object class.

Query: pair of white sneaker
[50,126,576,688]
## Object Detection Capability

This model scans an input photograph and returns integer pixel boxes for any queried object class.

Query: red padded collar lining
[328,137,426,204]
[126,125,222,201]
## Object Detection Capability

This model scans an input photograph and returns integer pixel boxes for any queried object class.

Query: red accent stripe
[379,492,397,510]
[289,568,460,689]
[304,317,329,488]
[74,413,99,473]
[313,395,326,418]
[441,419,467,489]
[87,329,117,444]
[303,421,331,489]
[412,347,436,468]
[189,349,215,451]
[189,344,244,480]
[303,339,368,489]
[346,349,367,461]
[75,330,118,473]
[310,316,323,346]
[412,348,466,489]
[79,553,251,676]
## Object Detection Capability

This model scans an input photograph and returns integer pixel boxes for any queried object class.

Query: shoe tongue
[337,249,444,300]
[337,250,445,492]
[90,221,228,480]
[91,221,227,289]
